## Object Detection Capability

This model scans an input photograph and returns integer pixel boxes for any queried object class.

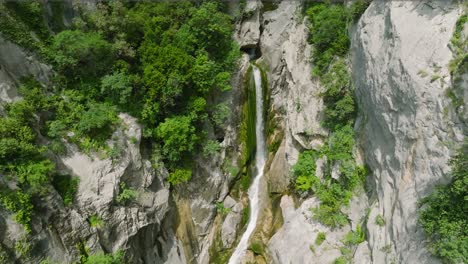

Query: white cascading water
[228,65,266,264]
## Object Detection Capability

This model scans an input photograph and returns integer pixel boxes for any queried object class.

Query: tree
[75,102,117,138]
[100,71,133,106]
[51,30,114,80]
[155,115,198,163]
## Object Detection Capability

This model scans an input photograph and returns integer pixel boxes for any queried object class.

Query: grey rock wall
[351,1,464,263]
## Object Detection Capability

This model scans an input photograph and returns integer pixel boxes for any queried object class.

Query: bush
[315,232,326,246]
[343,225,366,246]
[89,215,104,228]
[167,168,192,185]
[418,142,467,264]
[76,102,118,139]
[348,0,370,22]
[155,115,198,163]
[116,182,138,204]
[50,30,114,80]
[375,215,385,227]
[100,71,134,106]
[203,140,221,157]
[0,190,34,233]
[211,103,231,127]
[249,242,264,255]
[306,3,349,75]
[83,250,125,264]
[293,150,319,192]
[215,202,231,216]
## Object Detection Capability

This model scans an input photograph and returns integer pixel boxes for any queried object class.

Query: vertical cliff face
[352,1,464,263]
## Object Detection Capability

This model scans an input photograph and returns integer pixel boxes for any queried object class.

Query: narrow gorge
[0,1,466,264]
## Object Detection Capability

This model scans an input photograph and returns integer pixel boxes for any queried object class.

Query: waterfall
[228,65,266,264]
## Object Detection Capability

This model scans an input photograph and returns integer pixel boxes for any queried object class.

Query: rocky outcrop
[351,1,464,263]
[55,114,172,262]
[236,0,262,50]
[0,36,51,106]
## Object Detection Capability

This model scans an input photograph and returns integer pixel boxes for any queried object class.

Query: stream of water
[228,65,266,264]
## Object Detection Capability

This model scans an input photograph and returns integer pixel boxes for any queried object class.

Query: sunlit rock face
[351,1,463,263]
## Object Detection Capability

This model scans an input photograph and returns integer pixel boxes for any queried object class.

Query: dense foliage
[419,143,467,264]
[0,0,239,246]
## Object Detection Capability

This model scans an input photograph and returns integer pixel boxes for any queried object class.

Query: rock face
[268,196,345,264]
[55,114,172,262]
[351,1,464,263]
[2,114,177,264]
[257,0,327,198]
[0,36,51,106]
[236,0,262,50]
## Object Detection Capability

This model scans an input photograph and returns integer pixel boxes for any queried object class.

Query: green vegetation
[82,250,125,264]
[306,3,349,76]
[0,1,50,53]
[293,125,367,228]
[343,225,366,246]
[52,175,80,206]
[215,202,231,216]
[88,215,104,228]
[334,256,347,264]
[418,142,467,264]
[0,1,240,234]
[315,232,326,246]
[375,214,385,227]
[116,183,138,205]
[249,242,265,255]
[292,1,368,229]
[447,9,467,114]
[167,168,192,185]
[14,235,32,259]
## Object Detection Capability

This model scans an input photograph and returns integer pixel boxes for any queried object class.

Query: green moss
[249,241,265,255]
[241,206,250,228]
[240,65,256,166]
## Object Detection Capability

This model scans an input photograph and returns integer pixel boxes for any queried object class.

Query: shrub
[215,202,231,216]
[334,256,347,264]
[116,183,138,204]
[76,102,118,139]
[155,115,198,163]
[0,190,34,233]
[14,235,32,259]
[203,140,221,157]
[249,242,264,255]
[306,3,349,75]
[84,250,125,264]
[100,71,134,106]
[211,103,231,127]
[343,225,366,246]
[315,232,326,245]
[50,30,114,80]
[293,150,319,192]
[89,215,104,228]
[348,0,370,22]
[418,142,467,264]
[375,215,385,227]
[167,168,192,185]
